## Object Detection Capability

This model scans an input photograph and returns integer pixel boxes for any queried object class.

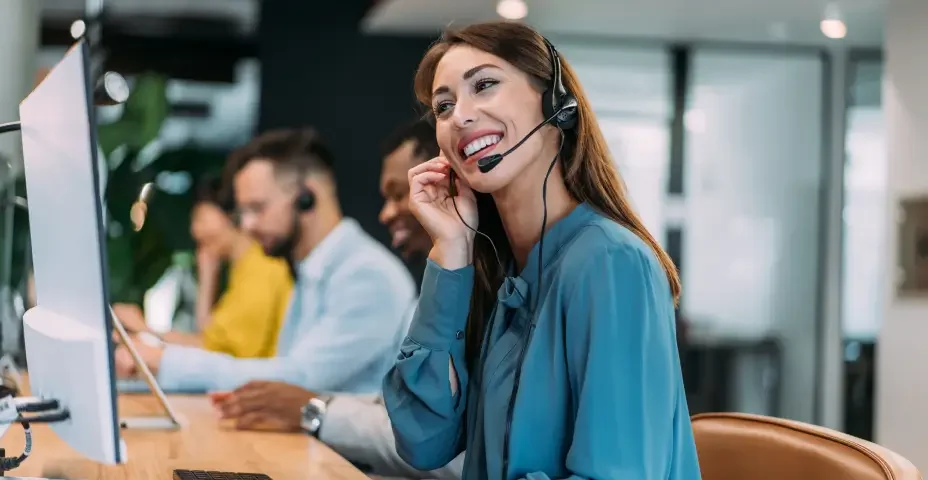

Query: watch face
[301,397,328,434]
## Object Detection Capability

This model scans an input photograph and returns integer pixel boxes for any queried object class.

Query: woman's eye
[433,101,453,116]
[475,79,498,92]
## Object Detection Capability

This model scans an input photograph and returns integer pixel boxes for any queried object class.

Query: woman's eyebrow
[431,63,501,99]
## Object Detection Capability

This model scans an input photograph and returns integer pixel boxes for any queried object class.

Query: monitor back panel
[18,40,121,463]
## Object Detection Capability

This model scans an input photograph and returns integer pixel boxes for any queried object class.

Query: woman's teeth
[462,135,501,157]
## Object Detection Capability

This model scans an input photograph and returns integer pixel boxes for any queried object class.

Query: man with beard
[114,127,417,397]
[212,119,463,479]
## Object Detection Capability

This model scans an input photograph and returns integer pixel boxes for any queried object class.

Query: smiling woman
[382,20,699,480]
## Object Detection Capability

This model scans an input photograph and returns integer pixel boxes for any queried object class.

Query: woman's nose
[451,99,478,129]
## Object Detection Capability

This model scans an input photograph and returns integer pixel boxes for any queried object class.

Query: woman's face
[190,202,235,256]
[430,45,550,193]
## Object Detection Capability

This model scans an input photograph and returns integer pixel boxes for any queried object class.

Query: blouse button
[455,330,464,340]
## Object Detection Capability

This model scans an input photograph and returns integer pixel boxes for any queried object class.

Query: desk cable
[0,387,71,474]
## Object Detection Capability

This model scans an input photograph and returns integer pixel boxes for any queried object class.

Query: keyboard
[173,469,272,480]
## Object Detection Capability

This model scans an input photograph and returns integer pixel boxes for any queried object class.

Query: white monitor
[18,39,125,464]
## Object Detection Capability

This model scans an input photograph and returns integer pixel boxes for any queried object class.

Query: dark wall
[257,1,436,248]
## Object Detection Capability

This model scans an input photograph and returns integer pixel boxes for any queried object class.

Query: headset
[294,130,336,213]
[446,36,577,480]
[295,185,316,212]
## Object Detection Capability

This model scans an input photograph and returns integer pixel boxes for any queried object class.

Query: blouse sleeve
[382,259,473,471]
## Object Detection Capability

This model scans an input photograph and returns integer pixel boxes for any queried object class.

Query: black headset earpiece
[295,186,316,212]
[540,37,578,131]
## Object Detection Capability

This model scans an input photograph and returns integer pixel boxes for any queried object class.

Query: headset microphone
[476,109,568,174]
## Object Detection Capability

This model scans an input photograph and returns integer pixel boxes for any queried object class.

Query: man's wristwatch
[300,395,332,437]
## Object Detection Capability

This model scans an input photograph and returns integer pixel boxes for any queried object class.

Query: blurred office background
[0,0,925,467]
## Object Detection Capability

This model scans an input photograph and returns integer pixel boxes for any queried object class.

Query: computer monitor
[18,39,124,464]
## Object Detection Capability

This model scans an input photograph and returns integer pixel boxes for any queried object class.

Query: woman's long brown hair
[414,21,681,369]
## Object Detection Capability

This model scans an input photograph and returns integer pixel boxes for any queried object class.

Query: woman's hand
[408,156,477,269]
[196,247,221,272]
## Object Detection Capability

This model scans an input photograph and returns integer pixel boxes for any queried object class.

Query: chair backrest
[692,412,922,480]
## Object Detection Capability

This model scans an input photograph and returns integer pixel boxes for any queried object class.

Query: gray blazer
[319,394,464,479]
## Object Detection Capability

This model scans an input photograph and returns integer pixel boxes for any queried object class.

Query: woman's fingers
[407,158,451,184]
[411,171,448,188]
[409,171,451,204]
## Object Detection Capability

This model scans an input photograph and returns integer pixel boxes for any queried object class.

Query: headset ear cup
[541,37,578,131]
[541,87,557,121]
[556,95,579,130]
[296,190,315,212]
[542,92,578,131]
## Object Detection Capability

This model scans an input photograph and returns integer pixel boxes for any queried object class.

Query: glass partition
[683,50,825,423]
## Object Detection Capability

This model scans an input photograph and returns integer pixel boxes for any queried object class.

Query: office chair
[692,412,922,480]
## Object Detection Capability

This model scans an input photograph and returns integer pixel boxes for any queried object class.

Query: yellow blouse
[201,243,292,357]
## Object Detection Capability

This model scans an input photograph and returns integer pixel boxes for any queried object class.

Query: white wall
[684,52,824,422]
[875,0,928,470]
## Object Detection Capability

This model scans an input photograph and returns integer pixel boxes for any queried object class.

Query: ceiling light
[70,19,86,39]
[820,19,847,39]
[497,0,528,20]
[820,3,847,39]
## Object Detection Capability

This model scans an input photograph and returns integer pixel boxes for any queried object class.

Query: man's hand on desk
[211,381,315,433]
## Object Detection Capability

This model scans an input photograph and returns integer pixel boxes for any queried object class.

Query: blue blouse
[383,203,702,480]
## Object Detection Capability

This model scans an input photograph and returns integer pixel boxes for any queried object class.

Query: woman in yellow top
[114,177,292,358]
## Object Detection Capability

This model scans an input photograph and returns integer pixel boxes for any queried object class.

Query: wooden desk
[0,390,368,479]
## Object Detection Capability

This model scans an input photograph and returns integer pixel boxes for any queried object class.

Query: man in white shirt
[212,119,463,479]
[113,127,416,395]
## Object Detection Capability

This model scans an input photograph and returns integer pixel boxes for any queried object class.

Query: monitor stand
[110,307,182,430]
